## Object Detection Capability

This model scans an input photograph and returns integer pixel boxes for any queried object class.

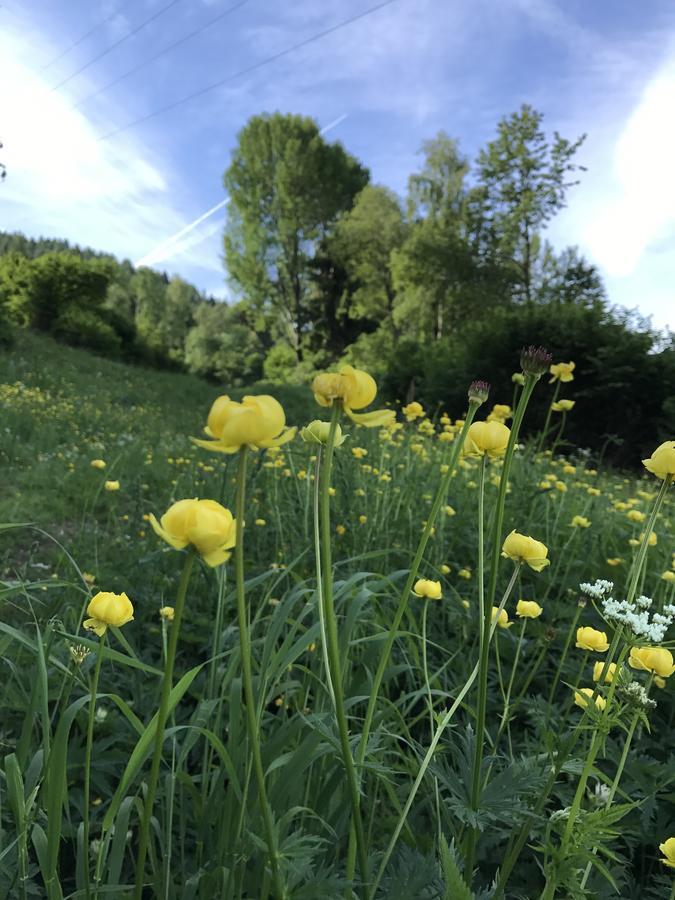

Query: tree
[163,277,199,362]
[131,267,169,355]
[474,105,586,305]
[184,300,264,385]
[224,112,369,362]
[536,244,606,309]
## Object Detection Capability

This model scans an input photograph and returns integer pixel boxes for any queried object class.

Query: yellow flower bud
[642,441,675,480]
[104,480,120,491]
[628,646,675,678]
[491,607,512,628]
[574,687,606,711]
[464,421,511,459]
[192,394,296,454]
[501,530,550,572]
[90,459,106,469]
[571,515,590,528]
[575,627,609,652]
[592,661,616,683]
[412,579,442,600]
[159,606,174,621]
[83,591,134,637]
[300,420,346,446]
[516,600,543,619]
[149,498,236,567]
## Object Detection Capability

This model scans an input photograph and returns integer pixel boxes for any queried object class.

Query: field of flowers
[1,331,674,900]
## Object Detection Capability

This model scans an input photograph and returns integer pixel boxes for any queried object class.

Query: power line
[51,0,184,92]
[72,0,247,110]
[39,0,139,72]
[97,0,402,142]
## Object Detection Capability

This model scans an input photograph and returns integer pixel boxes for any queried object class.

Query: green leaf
[439,834,474,900]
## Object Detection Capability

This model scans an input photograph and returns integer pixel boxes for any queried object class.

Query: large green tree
[224,112,369,362]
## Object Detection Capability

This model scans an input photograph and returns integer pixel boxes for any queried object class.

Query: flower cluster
[602,594,675,643]
[620,680,657,710]
[579,579,613,600]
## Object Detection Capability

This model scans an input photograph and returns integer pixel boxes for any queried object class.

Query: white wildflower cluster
[602,594,673,643]
[621,681,657,710]
[579,579,614,600]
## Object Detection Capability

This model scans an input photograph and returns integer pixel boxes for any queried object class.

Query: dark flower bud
[520,346,552,377]
[468,380,490,405]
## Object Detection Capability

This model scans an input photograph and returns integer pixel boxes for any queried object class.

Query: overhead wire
[50,0,184,92]
[39,0,139,72]
[72,0,248,110]
[96,0,402,142]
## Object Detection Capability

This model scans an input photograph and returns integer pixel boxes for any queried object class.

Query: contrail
[134,197,229,267]
[320,113,348,135]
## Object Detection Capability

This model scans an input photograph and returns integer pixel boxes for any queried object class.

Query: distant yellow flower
[193,394,295,454]
[628,646,675,677]
[576,627,609,652]
[440,564,451,575]
[358,515,367,524]
[83,591,134,637]
[159,606,174,621]
[402,401,424,421]
[640,530,658,546]
[254,518,266,526]
[413,579,442,600]
[662,570,675,583]
[606,557,623,566]
[90,459,106,469]
[104,480,120,491]
[464,421,511,459]
[571,515,590,528]
[501,530,550,571]
[458,568,472,579]
[642,441,675,480]
[587,487,601,497]
[82,572,96,585]
[312,365,394,428]
[149,498,236,567]
[351,447,368,459]
[626,509,646,523]
[444,505,456,516]
[562,464,576,474]
[655,675,666,689]
[659,837,675,868]
[574,687,606,711]
[593,661,617,683]
[554,480,567,492]
[516,600,543,618]
[301,420,346,447]
[551,399,575,412]
[491,607,512,628]
[487,403,512,422]
[549,361,575,383]
[336,524,346,536]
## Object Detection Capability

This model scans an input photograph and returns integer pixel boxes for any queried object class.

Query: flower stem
[83,634,105,900]
[233,448,286,899]
[133,549,195,900]
[537,381,560,454]
[319,404,370,897]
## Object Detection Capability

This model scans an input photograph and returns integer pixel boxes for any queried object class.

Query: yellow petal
[344,408,396,428]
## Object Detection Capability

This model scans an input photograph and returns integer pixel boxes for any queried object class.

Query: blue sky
[1,0,674,330]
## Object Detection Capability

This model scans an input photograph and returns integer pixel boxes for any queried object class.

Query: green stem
[537,381,560,454]
[319,404,370,897]
[549,411,566,458]
[476,456,487,657]
[421,598,443,842]
[465,373,539,874]
[83,634,105,900]
[133,549,196,900]
[544,604,583,723]
[371,565,521,895]
[312,448,335,708]
[233,448,285,899]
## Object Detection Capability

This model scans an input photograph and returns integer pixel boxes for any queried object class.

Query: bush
[53,306,122,356]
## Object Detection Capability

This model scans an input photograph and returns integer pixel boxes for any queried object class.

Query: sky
[1,0,674,331]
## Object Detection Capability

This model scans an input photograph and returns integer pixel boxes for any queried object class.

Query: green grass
[0,330,674,899]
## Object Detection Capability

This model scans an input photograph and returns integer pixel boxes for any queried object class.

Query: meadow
[1,331,674,899]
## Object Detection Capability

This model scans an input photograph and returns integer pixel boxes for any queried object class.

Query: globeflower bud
[575,626,609,652]
[628,646,675,677]
[149,498,236,567]
[300,420,346,447]
[468,380,490,405]
[520,345,552,377]
[412,579,442,600]
[574,687,606,711]
[642,441,675,480]
[83,591,134,637]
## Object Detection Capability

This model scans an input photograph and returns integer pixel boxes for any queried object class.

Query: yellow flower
[464,421,511,459]
[562,464,576,474]
[159,606,174,621]
[82,572,96,585]
[574,687,606,711]
[576,627,609,652]
[444,505,456,516]
[549,361,575,383]
[491,607,512,628]
[659,837,675,868]
[551,399,575,412]
[440,564,451,575]
[516,600,543,619]
[662,570,675,583]
[640,530,658,546]
[90,459,106,469]
[192,394,295,454]
[458,568,472,579]
[654,675,666,689]
[301,420,346,446]
[83,591,134,637]
[312,365,395,428]
[413,579,442,600]
[149,498,236,567]
[628,646,675,677]
[554,480,567,492]
[642,440,675,479]
[571,515,590,528]
[626,509,646,523]
[606,557,623,566]
[358,515,367,524]
[336,524,346,536]
[104,480,120,491]
[587,487,601,496]
[487,403,512,422]
[254,518,266,526]
[351,447,368,459]
[501,530,550,571]
[402,401,424,421]
[593,661,617,683]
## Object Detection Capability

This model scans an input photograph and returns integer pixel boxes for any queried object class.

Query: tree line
[0,105,672,464]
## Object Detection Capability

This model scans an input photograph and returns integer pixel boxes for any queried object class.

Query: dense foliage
[1,332,674,899]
